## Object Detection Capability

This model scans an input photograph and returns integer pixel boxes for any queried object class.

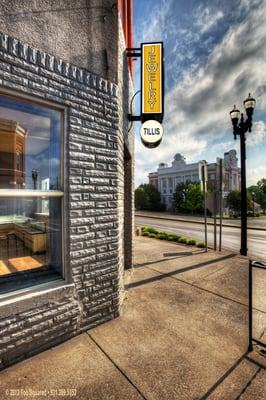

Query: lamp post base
[248,343,253,352]
[240,248,248,256]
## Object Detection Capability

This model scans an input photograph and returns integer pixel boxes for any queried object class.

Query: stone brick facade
[0,26,133,369]
[0,0,119,83]
[117,19,135,271]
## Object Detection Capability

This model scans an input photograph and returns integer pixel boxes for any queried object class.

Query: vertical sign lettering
[142,43,163,118]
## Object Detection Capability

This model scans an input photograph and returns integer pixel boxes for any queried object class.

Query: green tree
[257,178,266,191]
[173,181,204,214]
[173,182,187,212]
[257,179,266,213]
[247,185,260,199]
[135,186,149,210]
[260,194,266,214]
[183,183,204,214]
[248,179,266,214]
[135,184,165,211]
[226,191,241,214]
[226,190,252,215]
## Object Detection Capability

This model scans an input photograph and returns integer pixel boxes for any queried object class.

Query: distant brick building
[149,150,241,210]
[0,0,134,369]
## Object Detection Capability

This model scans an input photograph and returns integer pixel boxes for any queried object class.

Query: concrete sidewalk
[0,237,265,400]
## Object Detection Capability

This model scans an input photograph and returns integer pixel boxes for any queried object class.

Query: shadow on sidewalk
[163,250,203,257]
[199,351,265,400]
[200,352,248,399]
[134,251,198,269]
[127,253,237,290]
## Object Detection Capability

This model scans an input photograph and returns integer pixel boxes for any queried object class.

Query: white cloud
[135,0,266,187]
[247,121,266,147]
[247,166,266,186]
[194,6,224,34]
[134,0,173,45]
[207,139,238,155]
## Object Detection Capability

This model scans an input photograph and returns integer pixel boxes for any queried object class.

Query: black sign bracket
[128,114,141,121]
[126,48,141,58]
[128,90,141,123]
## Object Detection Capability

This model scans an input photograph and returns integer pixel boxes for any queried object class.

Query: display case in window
[0,94,63,293]
[0,118,27,189]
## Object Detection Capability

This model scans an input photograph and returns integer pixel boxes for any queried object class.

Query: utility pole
[202,165,208,252]
[200,161,208,252]
[213,191,217,250]
[219,158,223,252]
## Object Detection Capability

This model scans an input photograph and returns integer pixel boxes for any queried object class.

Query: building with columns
[149,150,241,210]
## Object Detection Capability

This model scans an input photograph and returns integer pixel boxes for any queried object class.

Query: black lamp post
[230,93,256,256]
[252,192,255,217]
[32,169,38,190]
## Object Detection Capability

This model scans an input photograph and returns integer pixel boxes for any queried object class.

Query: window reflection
[0,95,61,190]
[0,198,61,275]
[0,95,63,290]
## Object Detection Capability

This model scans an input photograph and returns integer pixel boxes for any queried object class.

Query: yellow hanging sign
[142,42,163,118]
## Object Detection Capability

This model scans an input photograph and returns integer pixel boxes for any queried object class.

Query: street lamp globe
[230,104,240,126]
[243,93,256,117]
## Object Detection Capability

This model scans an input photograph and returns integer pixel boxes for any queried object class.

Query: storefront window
[0,94,63,294]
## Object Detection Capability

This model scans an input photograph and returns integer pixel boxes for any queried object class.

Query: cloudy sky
[0,95,61,188]
[133,0,266,187]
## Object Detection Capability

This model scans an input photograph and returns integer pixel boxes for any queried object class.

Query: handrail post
[248,260,253,352]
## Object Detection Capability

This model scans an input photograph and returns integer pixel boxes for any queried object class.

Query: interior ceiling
[0,107,50,155]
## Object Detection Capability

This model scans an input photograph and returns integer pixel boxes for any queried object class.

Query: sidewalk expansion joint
[199,352,248,400]
[245,355,266,370]
[128,253,238,291]
[233,367,262,400]
[87,332,149,400]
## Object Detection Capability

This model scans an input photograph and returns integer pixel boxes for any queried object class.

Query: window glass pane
[0,95,63,294]
[0,197,62,293]
[0,95,61,190]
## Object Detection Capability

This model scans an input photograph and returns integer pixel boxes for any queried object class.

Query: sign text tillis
[140,120,163,149]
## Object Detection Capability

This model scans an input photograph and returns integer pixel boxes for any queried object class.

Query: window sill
[0,280,75,318]
[0,190,63,197]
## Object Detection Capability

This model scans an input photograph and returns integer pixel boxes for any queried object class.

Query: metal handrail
[248,260,266,352]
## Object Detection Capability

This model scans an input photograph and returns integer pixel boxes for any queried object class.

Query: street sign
[206,192,224,214]
[198,160,208,251]
[200,181,207,192]
[198,161,208,183]
[215,157,225,191]
[141,42,163,122]
[140,120,163,148]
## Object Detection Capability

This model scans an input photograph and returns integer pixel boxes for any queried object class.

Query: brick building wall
[0,19,133,367]
[0,0,119,83]
[117,19,135,272]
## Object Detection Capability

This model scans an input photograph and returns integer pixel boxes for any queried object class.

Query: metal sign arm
[126,48,141,57]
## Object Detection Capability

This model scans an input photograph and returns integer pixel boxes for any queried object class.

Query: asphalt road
[136,215,266,261]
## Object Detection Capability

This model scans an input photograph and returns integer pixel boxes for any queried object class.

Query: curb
[135,213,266,231]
